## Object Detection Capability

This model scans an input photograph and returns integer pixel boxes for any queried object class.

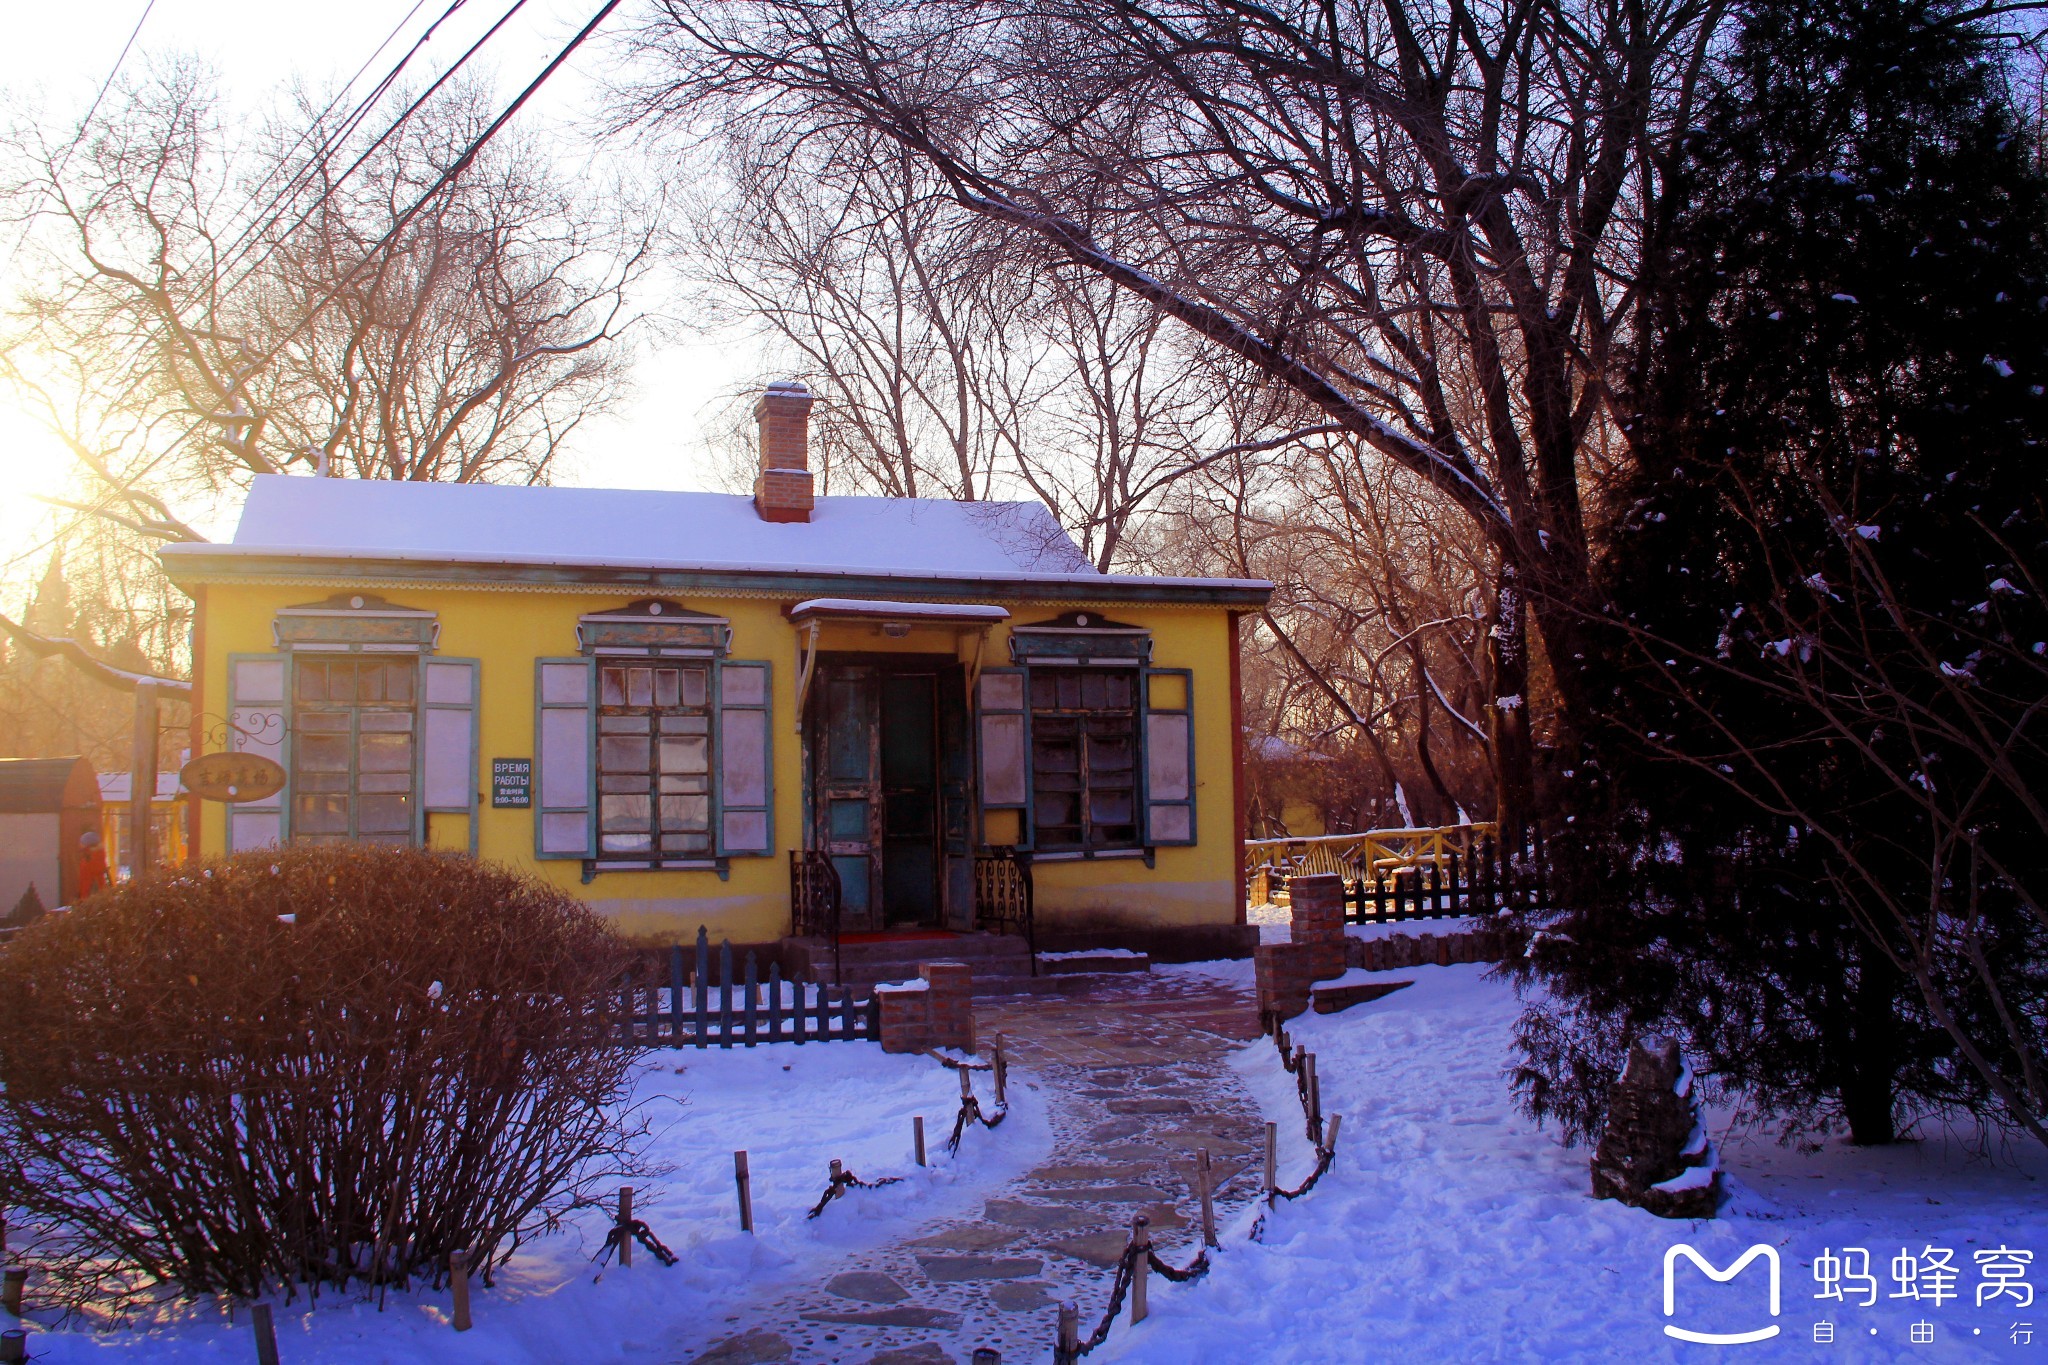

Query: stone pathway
[683,970,1264,1364]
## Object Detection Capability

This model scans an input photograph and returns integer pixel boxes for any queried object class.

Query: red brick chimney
[753,380,815,523]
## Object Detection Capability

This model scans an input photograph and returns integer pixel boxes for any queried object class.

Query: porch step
[784,932,1035,994]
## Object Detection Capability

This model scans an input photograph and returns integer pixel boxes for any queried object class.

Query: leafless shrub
[0,844,642,1308]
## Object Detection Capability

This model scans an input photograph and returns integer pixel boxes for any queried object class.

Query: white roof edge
[791,598,1012,619]
[159,541,1273,593]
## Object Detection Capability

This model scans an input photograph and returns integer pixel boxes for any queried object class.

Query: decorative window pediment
[576,599,730,656]
[273,593,438,652]
[1008,611,1151,666]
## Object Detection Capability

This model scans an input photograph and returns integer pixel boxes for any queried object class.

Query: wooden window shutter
[975,667,1032,848]
[534,657,595,859]
[421,658,480,851]
[715,659,773,856]
[1142,667,1196,846]
[226,653,289,852]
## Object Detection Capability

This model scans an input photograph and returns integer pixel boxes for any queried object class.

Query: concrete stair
[784,932,1057,997]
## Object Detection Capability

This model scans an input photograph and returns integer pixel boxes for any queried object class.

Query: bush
[0,844,641,1305]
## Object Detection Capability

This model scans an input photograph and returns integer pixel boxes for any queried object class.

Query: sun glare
[0,405,83,577]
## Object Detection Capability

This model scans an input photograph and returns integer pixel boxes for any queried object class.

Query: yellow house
[162,383,1271,969]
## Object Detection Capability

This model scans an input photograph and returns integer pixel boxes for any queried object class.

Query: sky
[0,0,754,578]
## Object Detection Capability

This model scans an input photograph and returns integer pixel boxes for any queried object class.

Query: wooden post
[617,1187,634,1268]
[1056,1302,1080,1364]
[958,1063,973,1104]
[0,1268,22,1317]
[0,1330,24,1365]
[1324,1113,1343,1156]
[743,951,760,1047]
[734,1150,754,1232]
[913,1115,927,1167]
[1305,1053,1321,1133]
[1196,1148,1217,1248]
[128,680,158,879]
[1129,1214,1150,1325]
[1263,1121,1278,1199]
[694,927,710,1048]
[449,1249,472,1331]
[718,940,734,1048]
[668,944,687,1045]
[251,1302,280,1365]
[992,1033,1007,1105]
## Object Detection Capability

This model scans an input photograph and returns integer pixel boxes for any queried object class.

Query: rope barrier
[590,1217,678,1272]
[806,1160,904,1220]
[946,1089,1008,1153]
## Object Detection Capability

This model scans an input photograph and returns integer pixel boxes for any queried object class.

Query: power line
[214,0,442,263]
[0,0,157,275]
[210,0,492,291]
[254,0,622,366]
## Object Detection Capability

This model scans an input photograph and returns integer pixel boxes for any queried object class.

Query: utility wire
[214,0,535,301]
[0,0,157,274]
[253,0,622,366]
[212,0,443,267]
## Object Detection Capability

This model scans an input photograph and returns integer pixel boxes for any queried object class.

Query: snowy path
[1096,961,2048,1364]
[677,972,1268,1364]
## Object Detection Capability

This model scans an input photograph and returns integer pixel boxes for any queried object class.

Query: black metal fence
[617,927,878,1047]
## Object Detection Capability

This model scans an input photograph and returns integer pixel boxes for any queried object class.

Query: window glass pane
[296,662,326,703]
[660,736,708,774]
[359,732,413,774]
[681,668,708,707]
[626,668,654,707]
[294,793,350,834]
[357,794,412,835]
[357,663,384,703]
[298,732,351,774]
[660,714,708,734]
[659,794,709,831]
[600,714,650,734]
[383,663,415,704]
[601,832,653,853]
[600,794,651,832]
[600,667,627,706]
[599,736,650,773]
[654,668,680,708]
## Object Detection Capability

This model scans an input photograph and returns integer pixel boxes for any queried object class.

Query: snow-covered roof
[789,599,1011,622]
[158,477,1272,597]
[98,772,185,804]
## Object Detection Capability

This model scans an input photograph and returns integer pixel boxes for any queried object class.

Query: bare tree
[627,0,1731,828]
[1,63,648,549]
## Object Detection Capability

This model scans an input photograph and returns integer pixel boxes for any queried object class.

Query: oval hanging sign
[180,752,286,804]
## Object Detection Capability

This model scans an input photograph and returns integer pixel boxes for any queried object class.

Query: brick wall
[876,960,976,1054]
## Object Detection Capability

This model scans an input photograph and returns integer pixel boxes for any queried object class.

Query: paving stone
[1025,1163,1152,1183]
[690,1330,794,1364]
[800,1307,964,1330]
[906,1224,1024,1252]
[915,1255,1045,1282]
[1150,1129,1254,1154]
[867,1347,955,1365]
[1085,1117,1148,1141]
[826,1271,909,1303]
[983,1200,1096,1231]
[1095,1142,1170,1161]
[1029,1184,1171,1203]
[1042,1231,1133,1268]
[1105,1097,1195,1115]
[988,1281,1055,1312]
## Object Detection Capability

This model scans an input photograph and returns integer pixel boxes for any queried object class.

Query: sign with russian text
[491,758,532,808]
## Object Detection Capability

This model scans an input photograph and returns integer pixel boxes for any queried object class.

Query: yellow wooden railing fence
[1245,824,1499,907]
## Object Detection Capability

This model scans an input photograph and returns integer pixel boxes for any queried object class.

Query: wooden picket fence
[617,927,879,1048]
[1245,824,1552,924]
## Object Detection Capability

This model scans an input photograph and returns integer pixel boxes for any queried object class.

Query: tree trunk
[1842,953,1900,1145]
[1488,563,1536,839]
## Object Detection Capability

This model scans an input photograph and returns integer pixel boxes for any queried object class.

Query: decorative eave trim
[161,555,1274,610]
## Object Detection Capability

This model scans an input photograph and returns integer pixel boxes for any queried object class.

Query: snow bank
[1115,963,2047,1363]
[20,1042,1052,1364]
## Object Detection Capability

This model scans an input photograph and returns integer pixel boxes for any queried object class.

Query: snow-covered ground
[18,1041,1052,1363]
[1110,960,2046,1364]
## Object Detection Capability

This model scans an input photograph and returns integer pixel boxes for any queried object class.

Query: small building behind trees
[0,756,102,910]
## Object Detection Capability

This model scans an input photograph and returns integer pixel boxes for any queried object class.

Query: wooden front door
[814,666,943,930]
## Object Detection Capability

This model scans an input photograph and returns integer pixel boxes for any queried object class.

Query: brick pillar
[1289,873,1349,982]
[920,961,976,1053]
[876,982,934,1054]
[753,380,815,523]
[1255,942,1316,1020]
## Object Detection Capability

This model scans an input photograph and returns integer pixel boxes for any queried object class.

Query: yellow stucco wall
[192,581,1241,945]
